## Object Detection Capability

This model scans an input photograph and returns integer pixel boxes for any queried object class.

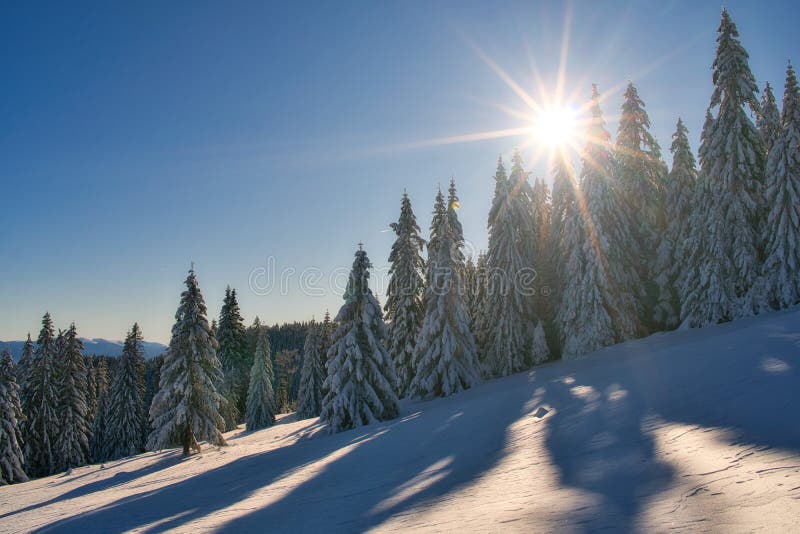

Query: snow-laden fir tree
[384,192,425,397]
[216,286,247,430]
[23,312,60,477]
[106,323,146,459]
[0,349,27,485]
[246,328,276,430]
[89,358,110,462]
[531,176,554,351]
[296,322,325,419]
[697,9,765,320]
[471,251,490,356]
[147,268,227,455]
[760,62,800,309]
[321,245,399,433]
[85,357,97,425]
[16,334,34,391]
[531,321,550,365]
[410,183,480,397]
[558,87,620,358]
[55,323,90,471]
[615,82,665,333]
[757,81,782,155]
[653,119,698,329]
[549,150,576,350]
[425,189,448,286]
[482,157,535,375]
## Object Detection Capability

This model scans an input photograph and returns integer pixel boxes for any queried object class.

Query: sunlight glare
[534,106,578,148]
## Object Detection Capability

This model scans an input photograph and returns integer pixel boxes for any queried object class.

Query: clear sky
[2,1,798,344]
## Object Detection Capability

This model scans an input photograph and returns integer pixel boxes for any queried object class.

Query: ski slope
[2,307,799,532]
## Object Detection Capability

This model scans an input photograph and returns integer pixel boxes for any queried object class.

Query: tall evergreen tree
[85,357,97,425]
[482,157,534,375]
[531,176,554,357]
[147,268,227,455]
[246,328,276,430]
[761,62,800,309]
[654,119,698,329]
[106,323,146,459]
[23,312,60,477]
[55,323,90,471]
[296,323,325,419]
[696,9,764,320]
[217,286,247,430]
[558,87,621,357]
[16,334,34,390]
[0,349,27,485]
[615,81,664,333]
[410,182,480,397]
[90,358,110,462]
[321,245,399,433]
[384,192,425,397]
[757,81,782,155]
[549,151,576,356]
[471,252,490,357]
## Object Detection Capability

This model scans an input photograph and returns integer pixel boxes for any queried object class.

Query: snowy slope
[1,307,799,532]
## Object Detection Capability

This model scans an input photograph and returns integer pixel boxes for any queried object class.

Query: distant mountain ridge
[0,338,167,361]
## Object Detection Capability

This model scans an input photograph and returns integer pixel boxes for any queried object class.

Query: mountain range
[0,338,167,360]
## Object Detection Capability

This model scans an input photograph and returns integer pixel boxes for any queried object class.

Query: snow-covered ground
[2,307,799,533]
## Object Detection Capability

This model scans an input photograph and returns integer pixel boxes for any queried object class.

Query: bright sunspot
[534,106,578,148]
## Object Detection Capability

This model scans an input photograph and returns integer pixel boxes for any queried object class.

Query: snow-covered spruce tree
[482,157,535,375]
[147,269,226,455]
[615,82,666,333]
[531,176,555,353]
[384,192,425,397]
[471,251,490,357]
[89,358,111,462]
[321,245,399,433]
[758,81,782,156]
[0,349,27,485]
[246,328,276,430]
[698,9,765,320]
[55,323,90,471]
[23,312,60,477]
[653,119,698,329]
[549,150,576,350]
[558,87,621,358]
[216,286,247,430]
[761,62,800,309]
[296,323,325,419]
[531,321,550,365]
[85,357,97,425]
[106,323,146,459]
[410,182,480,397]
[16,334,34,391]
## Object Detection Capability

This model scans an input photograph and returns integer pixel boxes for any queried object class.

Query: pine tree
[106,323,146,459]
[90,358,110,462]
[23,312,60,477]
[0,349,27,485]
[483,157,535,375]
[246,328,276,430]
[321,245,399,433]
[55,323,90,471]
[296,323,325,419]
[384,192,425,397]
[761,62,800,309]
[758,81,782,155]
[615,81,664,333]
[147,268,226,455]
[16,334,34,390]
[217,286,247,430]
[696,9,764,321]
[654,119,698,329]
[410,182,480,397]
[558,87,619,358]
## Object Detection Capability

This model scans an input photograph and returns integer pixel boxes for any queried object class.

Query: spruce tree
[321,245,399,433]
[615,82,664,333]
[653,119,698,329]
[85,357,97,425]
[55,323,90,471]
[761,62,800,309]
[471,252,490,357]
[410,182,480,397]
[16,334,34,390]
[531,176,554,355]
[23,312,60,477]
[106,323,146,459]
[483,157,534,375]
[246,328,276,430]
[0,349,27,485]
[384,192,425,397]
[89,359,111,462]
[698,9,764,320]
[217,286,247,430]
[147,268,226,455]
[296,323,325,419]
[549,151,576,356]
[758,81,782,155]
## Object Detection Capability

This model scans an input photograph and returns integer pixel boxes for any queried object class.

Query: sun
[533,106,578,148]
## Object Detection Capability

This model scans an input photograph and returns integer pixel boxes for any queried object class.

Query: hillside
[1,307,798,532]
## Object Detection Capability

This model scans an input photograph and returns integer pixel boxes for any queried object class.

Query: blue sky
[1,1,798,343]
